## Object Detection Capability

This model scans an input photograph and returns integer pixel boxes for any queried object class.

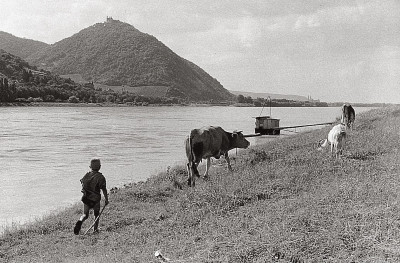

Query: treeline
[12,80,185,105]
[1,72,186,105]
[328,102,393,107]
[236,94,329,107]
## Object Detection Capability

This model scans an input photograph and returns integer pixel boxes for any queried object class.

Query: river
[0,106,373,232]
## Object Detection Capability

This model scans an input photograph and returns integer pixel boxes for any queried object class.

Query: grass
[93,83,170,97]
[60,73,170,97]
[1,106,400,262]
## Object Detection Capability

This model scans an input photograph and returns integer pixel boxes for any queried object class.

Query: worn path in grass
[1,106,400,263]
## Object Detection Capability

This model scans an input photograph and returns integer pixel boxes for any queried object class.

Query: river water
[0,106,372,231]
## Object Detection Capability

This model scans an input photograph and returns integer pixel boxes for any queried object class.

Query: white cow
[318,124,347,158]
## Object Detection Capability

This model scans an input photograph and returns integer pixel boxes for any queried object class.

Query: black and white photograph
[1,1,399,262]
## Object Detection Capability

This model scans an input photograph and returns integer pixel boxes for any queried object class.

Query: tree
[0,77,16,102]
[245,96,253,104]
[253,99,262,107]
[68,96,79,103]
[237,94,245,103]
[44,95,56,102]
[0,78,5,102]
[106,95,116,103]
[22,69,32,83]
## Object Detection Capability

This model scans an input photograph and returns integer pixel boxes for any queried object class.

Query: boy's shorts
[81,196,98,208]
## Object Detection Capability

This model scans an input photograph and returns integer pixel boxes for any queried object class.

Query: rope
[259,96,271,117]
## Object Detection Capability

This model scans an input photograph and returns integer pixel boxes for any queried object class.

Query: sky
[1,0,399,103]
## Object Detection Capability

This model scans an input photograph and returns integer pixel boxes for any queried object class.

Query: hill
[0,49,211,105]
[25,18,233,101]
[230,90,309,102]
[0,49,113,104]
[0,49,32,81]
[1,106,400,262]
[0,31,49,59]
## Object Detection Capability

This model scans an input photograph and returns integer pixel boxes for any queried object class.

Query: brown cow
[341,104,355,130]
[185,126,250,187]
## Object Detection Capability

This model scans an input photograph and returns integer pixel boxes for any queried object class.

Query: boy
[74,158,109,235]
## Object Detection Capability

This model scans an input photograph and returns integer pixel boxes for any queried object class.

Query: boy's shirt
[80,171,106,203]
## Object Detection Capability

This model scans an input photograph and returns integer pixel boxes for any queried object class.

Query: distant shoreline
[0,101,390,108]
[0,102,184,107]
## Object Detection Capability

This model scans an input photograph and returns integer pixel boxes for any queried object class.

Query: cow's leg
[193,160,200,177]
[225,152,233,171]
[204,157,211,178]
[187,162,193,187]
[192,143,202,177]
[187,162,193,186]
[185,137,195,187]
[334,143,339,159]
[338,137,344,157]
[191,157,200,178]
[187,161,198,187]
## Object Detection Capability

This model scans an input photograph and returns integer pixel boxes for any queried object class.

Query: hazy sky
[1,0,399,103]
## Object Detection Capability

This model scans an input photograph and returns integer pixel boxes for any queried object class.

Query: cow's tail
[339,124,347,137]
[185,136,194,186]
[186,134,200,186]
[185,135,192,167]
[320,139,328,148]
[190,135,202,178]
[339,129,346,140]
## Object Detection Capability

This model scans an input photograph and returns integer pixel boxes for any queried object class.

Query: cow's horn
[243,133,262,138]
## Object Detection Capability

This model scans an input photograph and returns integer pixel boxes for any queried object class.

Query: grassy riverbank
[1,106,400,262]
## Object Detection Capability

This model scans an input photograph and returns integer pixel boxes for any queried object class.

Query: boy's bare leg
[93,202,101,232]
[79,204,90,222]
[74,204,90,235]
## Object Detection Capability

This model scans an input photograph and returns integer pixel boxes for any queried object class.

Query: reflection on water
[0,106,372,231]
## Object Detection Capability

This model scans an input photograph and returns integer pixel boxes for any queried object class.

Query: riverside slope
[1,106,400,262]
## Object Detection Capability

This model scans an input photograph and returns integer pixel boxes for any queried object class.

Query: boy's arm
[100,177,109,205]
[102,187,109,206]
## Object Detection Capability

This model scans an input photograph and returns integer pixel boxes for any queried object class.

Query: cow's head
[231,131,250,149]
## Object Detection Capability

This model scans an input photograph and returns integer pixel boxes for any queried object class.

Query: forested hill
[0,48,188,104]
[0,49,31,81]
[25,18,233,101]
[0,49,95,103]
[0,31,49,59]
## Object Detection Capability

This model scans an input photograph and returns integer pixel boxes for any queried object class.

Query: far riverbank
[1,101,390,108]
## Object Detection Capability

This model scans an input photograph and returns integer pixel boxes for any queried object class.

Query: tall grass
[1,106,400,262]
